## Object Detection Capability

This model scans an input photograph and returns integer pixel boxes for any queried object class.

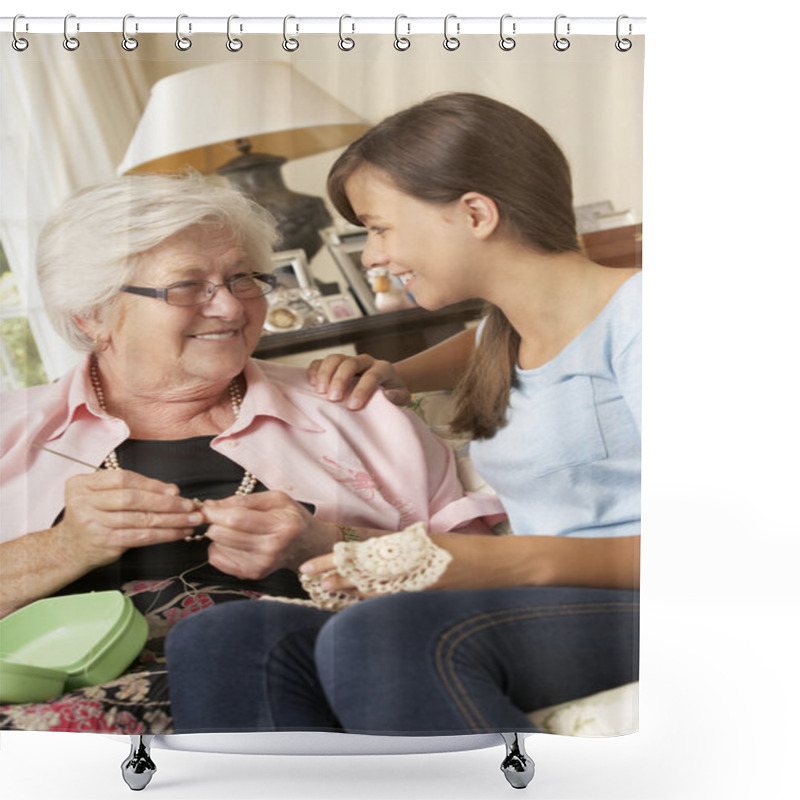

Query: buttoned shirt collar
[46,356,115,442]
[49,356,323,441]
[222,359,324,436]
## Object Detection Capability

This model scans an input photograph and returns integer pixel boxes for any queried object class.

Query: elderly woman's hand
[59,469,203,570]
[202,491,340,581]
[307,353,411,410]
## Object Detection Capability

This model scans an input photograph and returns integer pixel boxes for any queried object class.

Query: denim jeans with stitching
[166,586,639,735]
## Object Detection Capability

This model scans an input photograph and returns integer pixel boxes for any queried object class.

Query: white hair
[36,172,279,351]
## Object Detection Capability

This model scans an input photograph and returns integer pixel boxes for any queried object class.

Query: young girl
[304,91,641,723]
[168,93,640,739]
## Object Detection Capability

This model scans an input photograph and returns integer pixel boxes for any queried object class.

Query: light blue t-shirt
[470,273,641,538]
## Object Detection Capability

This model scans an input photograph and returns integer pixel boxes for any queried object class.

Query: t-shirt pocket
[521,375,607,477]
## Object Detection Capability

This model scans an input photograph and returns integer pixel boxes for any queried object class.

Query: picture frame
[263,248,328,334]
[270,248,312,290]
[321,229,377,315]
[321,293,363,323]
[574,201,615,234]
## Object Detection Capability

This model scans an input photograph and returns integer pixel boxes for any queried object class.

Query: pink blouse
[0,356,504,543]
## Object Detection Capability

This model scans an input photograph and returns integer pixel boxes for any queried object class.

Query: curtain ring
[615,15,633,52]
[226,15,243,51]
[394,15,411,51]
[12,15,29,52]
[499,14,516,51]
[282,15,299,52]
[121,14,138,51]
[63,13,80,51]
[175,14,192,51]
[443,14,460,51]
[553,14,570,51]
[338,15,355,51]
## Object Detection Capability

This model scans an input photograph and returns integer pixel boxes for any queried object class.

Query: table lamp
[118,61,369,259]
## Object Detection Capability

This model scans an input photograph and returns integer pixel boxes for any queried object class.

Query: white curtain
[1,36,151,378]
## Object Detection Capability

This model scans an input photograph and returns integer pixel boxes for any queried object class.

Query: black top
[57,437,309,599]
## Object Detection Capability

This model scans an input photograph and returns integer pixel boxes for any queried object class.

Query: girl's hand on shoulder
[307,353,411,410]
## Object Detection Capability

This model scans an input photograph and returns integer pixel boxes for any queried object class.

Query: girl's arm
[431,533,640,591]
[299,531,639,595]
[395,327,477,394]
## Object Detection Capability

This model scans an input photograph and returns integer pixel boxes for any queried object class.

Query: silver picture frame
[321,228,377,315]
[321,292,363,322]
[263,248,327,334]
[270,248,313,290]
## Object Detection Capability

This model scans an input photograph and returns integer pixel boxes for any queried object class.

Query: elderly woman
[0,173,500,732]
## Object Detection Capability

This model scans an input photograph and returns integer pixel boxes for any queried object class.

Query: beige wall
[127,34,644,284]
[131,34,643,214]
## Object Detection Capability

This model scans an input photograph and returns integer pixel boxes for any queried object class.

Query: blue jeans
[166,587,638,735]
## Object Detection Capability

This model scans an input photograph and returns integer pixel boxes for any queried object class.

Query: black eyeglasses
[120,273,278,307]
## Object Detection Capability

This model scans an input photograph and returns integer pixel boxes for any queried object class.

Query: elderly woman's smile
[96,225,268,400]
[190,330,241,341]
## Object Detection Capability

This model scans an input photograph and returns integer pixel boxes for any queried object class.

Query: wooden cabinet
[580,223,643,269]
[253,299,483,362]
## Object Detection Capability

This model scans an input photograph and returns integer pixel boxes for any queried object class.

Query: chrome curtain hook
[63,13,80,51]
[338,15,355,51]
[394,14,411,51]
[499,14,516,51]
[553,14,570,51]
[443,14,460,51]
[226,15,243,51]
[175,14,192,51]
[12,14,29,51]
[282,15,299,52]
[615,15,633,51]
[122,14,138,51]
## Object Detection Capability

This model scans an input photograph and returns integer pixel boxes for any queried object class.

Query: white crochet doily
[262,523,452,612]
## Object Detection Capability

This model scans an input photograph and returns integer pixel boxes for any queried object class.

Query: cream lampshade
[118,61,370,258]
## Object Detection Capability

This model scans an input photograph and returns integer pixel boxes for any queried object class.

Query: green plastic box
[0,591,147,704]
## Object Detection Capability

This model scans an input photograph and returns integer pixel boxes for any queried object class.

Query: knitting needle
[32,443,100,470]
[33,443,204,503]
[32,442,208,541]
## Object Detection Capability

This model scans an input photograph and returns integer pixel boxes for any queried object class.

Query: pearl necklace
[89,360,258,499]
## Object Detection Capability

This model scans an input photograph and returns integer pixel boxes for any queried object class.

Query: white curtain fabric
[1,36,151,378]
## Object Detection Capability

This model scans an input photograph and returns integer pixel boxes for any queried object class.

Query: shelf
[253,299,484,360]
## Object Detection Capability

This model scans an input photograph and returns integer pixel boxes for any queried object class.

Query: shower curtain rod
[2,15,645,37]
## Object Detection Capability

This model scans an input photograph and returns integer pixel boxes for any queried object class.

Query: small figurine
[365,267,416,312]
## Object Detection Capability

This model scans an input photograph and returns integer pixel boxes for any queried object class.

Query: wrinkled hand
[299,552,361,597]
[203,491,339,581]
[60,469,202,571]
[307,353,411,410]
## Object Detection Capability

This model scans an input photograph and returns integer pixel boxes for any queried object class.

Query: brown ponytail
[327,93,579,439]
[447,305,519,438]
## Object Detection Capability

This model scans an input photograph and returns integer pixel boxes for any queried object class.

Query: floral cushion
[0,579,265,733]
